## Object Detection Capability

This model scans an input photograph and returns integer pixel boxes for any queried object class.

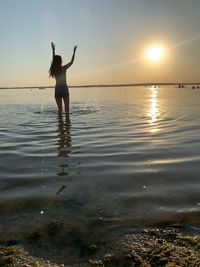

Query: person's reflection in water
[57,114,71,176]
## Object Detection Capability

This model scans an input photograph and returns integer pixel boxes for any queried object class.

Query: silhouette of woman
[49,42,77,116]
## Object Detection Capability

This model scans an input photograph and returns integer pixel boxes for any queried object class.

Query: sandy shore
[0,221,200,266]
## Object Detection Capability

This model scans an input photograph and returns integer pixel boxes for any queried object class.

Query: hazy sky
[1,0,200,86]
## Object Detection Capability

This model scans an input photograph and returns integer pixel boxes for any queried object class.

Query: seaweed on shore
[0,245,62,267]
[0,222,200,266]
[89,227,200,267]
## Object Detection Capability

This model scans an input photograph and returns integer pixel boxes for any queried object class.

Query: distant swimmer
[49,42,77,116]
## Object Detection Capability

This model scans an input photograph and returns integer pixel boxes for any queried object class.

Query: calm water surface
[0,86,200,233]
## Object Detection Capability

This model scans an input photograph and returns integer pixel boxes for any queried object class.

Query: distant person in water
[49,42,77,115]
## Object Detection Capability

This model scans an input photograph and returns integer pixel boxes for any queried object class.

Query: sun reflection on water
[148,87,160,132]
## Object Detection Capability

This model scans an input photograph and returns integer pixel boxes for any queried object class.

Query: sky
[0,0,200,87]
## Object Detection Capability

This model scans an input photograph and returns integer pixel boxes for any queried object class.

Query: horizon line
[0,82,200,90]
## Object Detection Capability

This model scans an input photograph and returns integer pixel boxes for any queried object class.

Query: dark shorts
[55,85,69,98]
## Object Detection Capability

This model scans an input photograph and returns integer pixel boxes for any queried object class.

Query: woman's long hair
[49,55,62,77]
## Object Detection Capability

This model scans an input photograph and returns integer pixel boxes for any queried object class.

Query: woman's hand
[51,42,56,50]
[73,45,77,53]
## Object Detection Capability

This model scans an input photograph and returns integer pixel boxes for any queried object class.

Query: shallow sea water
[0,86,200,233]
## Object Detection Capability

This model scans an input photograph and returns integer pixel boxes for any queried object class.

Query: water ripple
[0,87,200,229]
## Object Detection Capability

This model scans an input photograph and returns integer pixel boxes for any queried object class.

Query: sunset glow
[146,46,165,63]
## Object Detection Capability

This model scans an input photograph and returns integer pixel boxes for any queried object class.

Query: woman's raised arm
[51,42,56,59]
[63,45,77,70]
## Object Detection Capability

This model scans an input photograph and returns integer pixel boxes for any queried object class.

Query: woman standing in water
[49,42,77,115]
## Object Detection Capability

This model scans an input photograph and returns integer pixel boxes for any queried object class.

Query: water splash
[83,87,100,111]
[40,88,48,113]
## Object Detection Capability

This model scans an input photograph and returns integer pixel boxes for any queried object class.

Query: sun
[146,46,165,62]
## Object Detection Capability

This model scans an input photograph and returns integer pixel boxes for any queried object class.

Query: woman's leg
[63,96,70,121]
[55,97,63,113]
[63,96,69,114]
